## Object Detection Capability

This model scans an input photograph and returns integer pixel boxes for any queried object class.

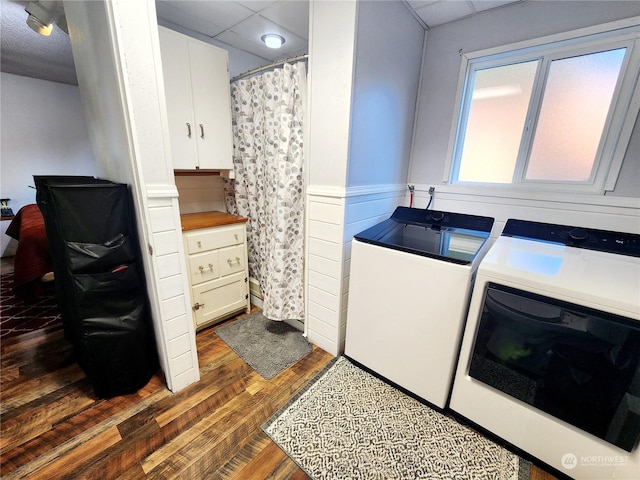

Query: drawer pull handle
[193,302,205,311]
[199,266,204,273]
[197,241,202,248]
[227,259,232,266]
[234,234,239,241]
[236,256,240,263]
[208,263,214,270]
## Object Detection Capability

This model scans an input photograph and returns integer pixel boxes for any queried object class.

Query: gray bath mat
[215,311,311,379]
[263,356,530,480]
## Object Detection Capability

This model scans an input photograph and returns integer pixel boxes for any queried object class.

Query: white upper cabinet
[158,26,233,170]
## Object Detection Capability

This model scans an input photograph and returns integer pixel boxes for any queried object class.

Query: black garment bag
[35,176,157,398]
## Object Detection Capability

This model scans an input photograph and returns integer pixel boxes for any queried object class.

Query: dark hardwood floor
[0,307,333,479]
[1,256,558,479]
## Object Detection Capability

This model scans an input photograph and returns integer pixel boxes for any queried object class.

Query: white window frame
[444,18,640,195]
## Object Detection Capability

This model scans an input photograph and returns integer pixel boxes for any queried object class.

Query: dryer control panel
[502,219,640,257]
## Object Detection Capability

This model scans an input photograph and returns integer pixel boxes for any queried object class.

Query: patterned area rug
[215,311,311,379]
[0,272,62,339]
[263,357,530,480]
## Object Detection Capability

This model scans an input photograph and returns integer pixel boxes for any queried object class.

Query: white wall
[0,73,96,210]
[64,0,200,392]
[409,1,640,233]
[306,0,357,190]
[305,0,358,354]
[347,0,424,187]
[305,0,424,355]
[412,0,640,185]
[174,175,226,214]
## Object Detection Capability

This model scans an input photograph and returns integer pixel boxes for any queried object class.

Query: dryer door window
[468,282,640,452]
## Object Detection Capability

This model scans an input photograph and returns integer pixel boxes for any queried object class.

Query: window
[449,23,640,193]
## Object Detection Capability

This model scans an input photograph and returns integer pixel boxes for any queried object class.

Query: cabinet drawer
[185,224,244,254]
[188,250,219,285]
[218,244,246,277]
[192,272,248,327]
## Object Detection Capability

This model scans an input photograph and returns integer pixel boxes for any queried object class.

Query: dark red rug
[0,271,62,339]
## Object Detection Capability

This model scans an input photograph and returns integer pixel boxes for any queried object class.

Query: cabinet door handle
[186,122,192,138]
[199,123,205,139]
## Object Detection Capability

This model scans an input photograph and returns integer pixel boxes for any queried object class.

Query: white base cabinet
[183,222,250,329]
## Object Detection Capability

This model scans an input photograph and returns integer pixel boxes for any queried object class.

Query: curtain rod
[231,54,308,83]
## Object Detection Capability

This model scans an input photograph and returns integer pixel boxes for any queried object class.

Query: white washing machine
[344,207,494,409]
[450,219,640,480]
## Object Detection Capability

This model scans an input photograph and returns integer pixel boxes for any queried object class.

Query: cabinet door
[189,40,234,170]
[158,27,198,169]
[192,272,248,328]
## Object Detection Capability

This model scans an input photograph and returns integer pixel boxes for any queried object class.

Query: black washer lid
[354,207,494,265]
[502,219,640,257]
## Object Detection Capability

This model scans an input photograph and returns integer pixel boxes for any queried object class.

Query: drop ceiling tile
[156,2,226,37]
[471,0,520,13]
[161,0,255,30]
[414,0,475,28]
[406,0,439,8]
[259,0,309,39]
[284,45,308,59]
[236,1,280,13]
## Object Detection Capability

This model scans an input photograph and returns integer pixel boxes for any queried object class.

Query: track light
[25,1,59,36]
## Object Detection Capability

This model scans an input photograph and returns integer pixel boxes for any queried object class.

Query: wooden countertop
[180,211,247,231]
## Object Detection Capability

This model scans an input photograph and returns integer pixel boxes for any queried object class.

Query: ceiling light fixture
[261,34,285,49]
[25,1,59,37]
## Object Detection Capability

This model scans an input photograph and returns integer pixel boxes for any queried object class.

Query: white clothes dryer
[450,219,640,480]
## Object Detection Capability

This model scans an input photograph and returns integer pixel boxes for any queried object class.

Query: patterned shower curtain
[224,62,306,322]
